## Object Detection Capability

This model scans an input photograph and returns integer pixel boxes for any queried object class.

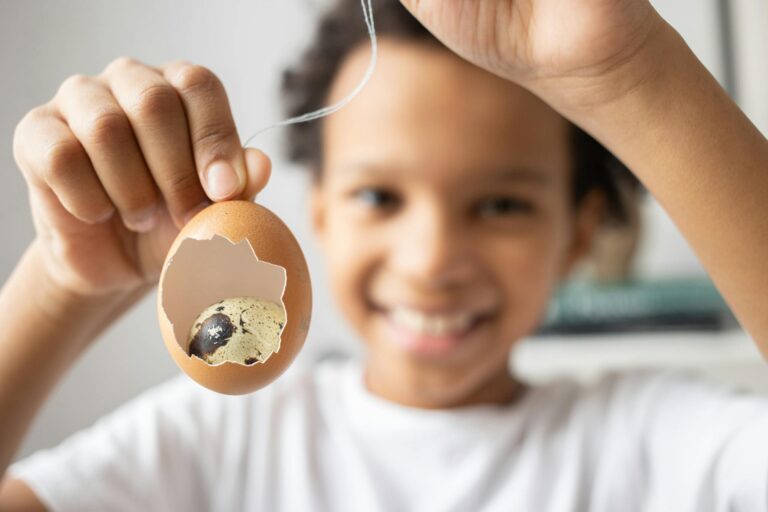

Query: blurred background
[1,0,766,461]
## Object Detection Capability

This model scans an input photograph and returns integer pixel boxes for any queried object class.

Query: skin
[313,40,601,408]
[2,0,768,507]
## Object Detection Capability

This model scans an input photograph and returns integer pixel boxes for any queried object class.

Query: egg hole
[159,235,287,366]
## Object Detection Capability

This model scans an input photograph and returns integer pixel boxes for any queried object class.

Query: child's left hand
[399,0,663,109]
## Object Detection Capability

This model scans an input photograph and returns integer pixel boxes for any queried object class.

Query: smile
[390,307,475,336]
[380,306,491,357]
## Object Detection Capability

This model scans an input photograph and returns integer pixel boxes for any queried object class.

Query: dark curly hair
[281,0,636,222]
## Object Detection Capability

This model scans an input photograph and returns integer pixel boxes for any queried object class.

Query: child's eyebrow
[335,163,551,186]
[333,162,396,177]
[478,167,552,187]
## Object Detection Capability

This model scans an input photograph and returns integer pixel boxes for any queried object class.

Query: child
[2,0,767,510]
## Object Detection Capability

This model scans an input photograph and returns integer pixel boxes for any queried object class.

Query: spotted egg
[187,297,285,365]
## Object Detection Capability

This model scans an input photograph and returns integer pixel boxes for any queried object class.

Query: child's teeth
[391,308,472,336]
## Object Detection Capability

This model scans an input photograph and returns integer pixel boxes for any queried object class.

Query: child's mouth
[380,306,488,357]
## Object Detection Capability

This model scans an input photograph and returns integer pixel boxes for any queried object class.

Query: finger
[102,57,208,228]
[181,148,269,224]
[53,73,161,232]
[13,104,115,224]
[161,61,247,202]
[184,148,272,224]
[241,148,272,201]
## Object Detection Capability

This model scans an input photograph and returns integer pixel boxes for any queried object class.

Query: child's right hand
[12,58,271,299]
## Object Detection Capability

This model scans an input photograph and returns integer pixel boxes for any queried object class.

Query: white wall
[1,0,765,462]
[731,1,768,136]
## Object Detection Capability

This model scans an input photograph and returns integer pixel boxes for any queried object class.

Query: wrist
[25,240,149,336]
[0,242,149,476]
[528,12,678,120]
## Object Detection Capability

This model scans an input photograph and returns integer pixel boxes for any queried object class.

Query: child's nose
[389,207,475,289]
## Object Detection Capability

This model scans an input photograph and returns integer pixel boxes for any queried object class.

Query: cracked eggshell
[158,200,312,395]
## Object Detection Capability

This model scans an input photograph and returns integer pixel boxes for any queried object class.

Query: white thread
[243,0,377,147]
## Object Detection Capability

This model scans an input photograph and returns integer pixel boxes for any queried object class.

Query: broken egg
[158,200,312,395]
[187,297,285,365]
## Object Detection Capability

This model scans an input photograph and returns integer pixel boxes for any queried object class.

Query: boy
[1,0,767,510]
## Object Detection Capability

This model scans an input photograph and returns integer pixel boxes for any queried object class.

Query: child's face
[312,40,598,406]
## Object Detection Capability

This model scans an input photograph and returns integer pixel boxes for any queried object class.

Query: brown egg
[158,200,311,395]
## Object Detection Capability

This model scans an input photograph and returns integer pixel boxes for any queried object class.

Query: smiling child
[1,0,767,510]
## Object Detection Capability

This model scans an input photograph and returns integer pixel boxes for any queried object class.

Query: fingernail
[126,203,160,233]
[206,161,241,200]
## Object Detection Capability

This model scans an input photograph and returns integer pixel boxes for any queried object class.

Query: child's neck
[363,358,527,410]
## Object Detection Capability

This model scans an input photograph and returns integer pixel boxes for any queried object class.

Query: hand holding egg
[12,57,270,298]
[13,55,310,394]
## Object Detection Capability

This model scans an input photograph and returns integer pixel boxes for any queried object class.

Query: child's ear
[559,189,605,279]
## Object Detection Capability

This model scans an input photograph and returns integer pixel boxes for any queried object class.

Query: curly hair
[280,0,635,222]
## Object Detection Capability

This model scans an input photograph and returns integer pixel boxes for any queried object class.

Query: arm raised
[401,0,768,353]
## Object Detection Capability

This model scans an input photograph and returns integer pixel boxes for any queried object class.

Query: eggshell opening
[159,234,287,366]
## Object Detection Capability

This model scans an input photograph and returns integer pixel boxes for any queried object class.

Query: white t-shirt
[10,357,768,511]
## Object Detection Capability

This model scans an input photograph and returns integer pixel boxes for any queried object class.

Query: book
[537,278,735,335]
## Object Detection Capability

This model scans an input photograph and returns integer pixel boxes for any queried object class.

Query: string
[242,0,377,148]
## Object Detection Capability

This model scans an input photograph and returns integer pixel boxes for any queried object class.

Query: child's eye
[476,196,533,217]
[351,187,400,209]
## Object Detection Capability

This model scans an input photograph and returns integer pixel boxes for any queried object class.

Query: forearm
[555,21,768,351]
[0,240,150,475]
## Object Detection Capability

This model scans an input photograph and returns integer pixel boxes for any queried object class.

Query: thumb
[239,147,272,201]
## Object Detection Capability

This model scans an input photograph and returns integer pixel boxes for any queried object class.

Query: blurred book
[537,278,736,335]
